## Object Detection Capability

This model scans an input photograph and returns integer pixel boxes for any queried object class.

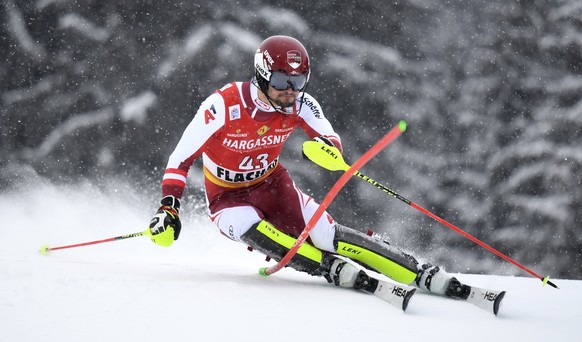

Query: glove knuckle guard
[161,195,181,212]
[149,196,182,247]
[149,213,165,235]
[313,136,334,147]
[303,136,335,160]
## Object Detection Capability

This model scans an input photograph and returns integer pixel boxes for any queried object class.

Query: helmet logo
[287,50,302,69]
[264,50,275,65]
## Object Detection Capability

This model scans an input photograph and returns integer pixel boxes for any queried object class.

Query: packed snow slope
[0,180,579,342]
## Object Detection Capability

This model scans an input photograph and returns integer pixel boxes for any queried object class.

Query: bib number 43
[239,154,269,170]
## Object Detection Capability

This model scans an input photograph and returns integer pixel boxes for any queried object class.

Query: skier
[148,35,471,302]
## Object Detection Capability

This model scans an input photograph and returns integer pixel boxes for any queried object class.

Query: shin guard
[333,224,419,285]
[240,220,332,276]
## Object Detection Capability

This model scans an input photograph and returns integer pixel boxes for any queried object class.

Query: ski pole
[39,229,149,255]
[302,140,559,289]
[259,120,407,276]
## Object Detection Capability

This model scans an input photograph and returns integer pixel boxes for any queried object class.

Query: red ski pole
[259,120,407,276]
[39,229,149,255]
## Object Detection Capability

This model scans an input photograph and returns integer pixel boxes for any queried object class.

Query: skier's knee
[215,206,261,241]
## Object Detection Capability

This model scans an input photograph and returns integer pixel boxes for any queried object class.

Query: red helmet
[254,35,310,92]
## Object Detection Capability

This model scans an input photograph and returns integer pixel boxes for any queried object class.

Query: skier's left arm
[297,93,342,152]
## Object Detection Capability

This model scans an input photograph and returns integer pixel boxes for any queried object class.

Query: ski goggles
[269,71,308,91]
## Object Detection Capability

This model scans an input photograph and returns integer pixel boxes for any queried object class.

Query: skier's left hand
[303,135,338,161]
[312,135,336,148]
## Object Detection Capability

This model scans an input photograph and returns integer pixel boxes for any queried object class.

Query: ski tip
[402,288,416,312]
[493,291,506,316]
[39,243,50,255]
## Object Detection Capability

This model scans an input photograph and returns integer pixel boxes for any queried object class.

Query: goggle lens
[269,72,308,91]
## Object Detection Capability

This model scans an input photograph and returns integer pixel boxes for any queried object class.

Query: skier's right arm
[161,93,226,198]
[148,92,226,247]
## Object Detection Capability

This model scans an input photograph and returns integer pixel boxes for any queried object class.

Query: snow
[255,7,310,35]
[157,24,214,79]
[58,13,111,42]
[1,180,579,342]
[120,91,157,124]
[2,75,60,106]
[5,0,46,60]
[22,108,114,159]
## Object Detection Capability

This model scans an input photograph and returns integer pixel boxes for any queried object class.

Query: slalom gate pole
[302,139,559,289]
[39,229,149,255]
[259,120,407,277]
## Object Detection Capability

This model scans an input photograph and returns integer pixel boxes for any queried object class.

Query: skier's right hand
[148,195,181,247]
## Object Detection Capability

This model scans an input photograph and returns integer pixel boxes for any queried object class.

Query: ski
[355,270,416,312]
[445,277,506,315]
[346,270,505,314]
[372,278,416,312]
[464,285,506,316]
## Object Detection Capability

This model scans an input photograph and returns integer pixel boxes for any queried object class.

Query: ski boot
[327,258,416,311]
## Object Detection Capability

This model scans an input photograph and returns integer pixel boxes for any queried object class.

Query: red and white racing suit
[161,81,342,252]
